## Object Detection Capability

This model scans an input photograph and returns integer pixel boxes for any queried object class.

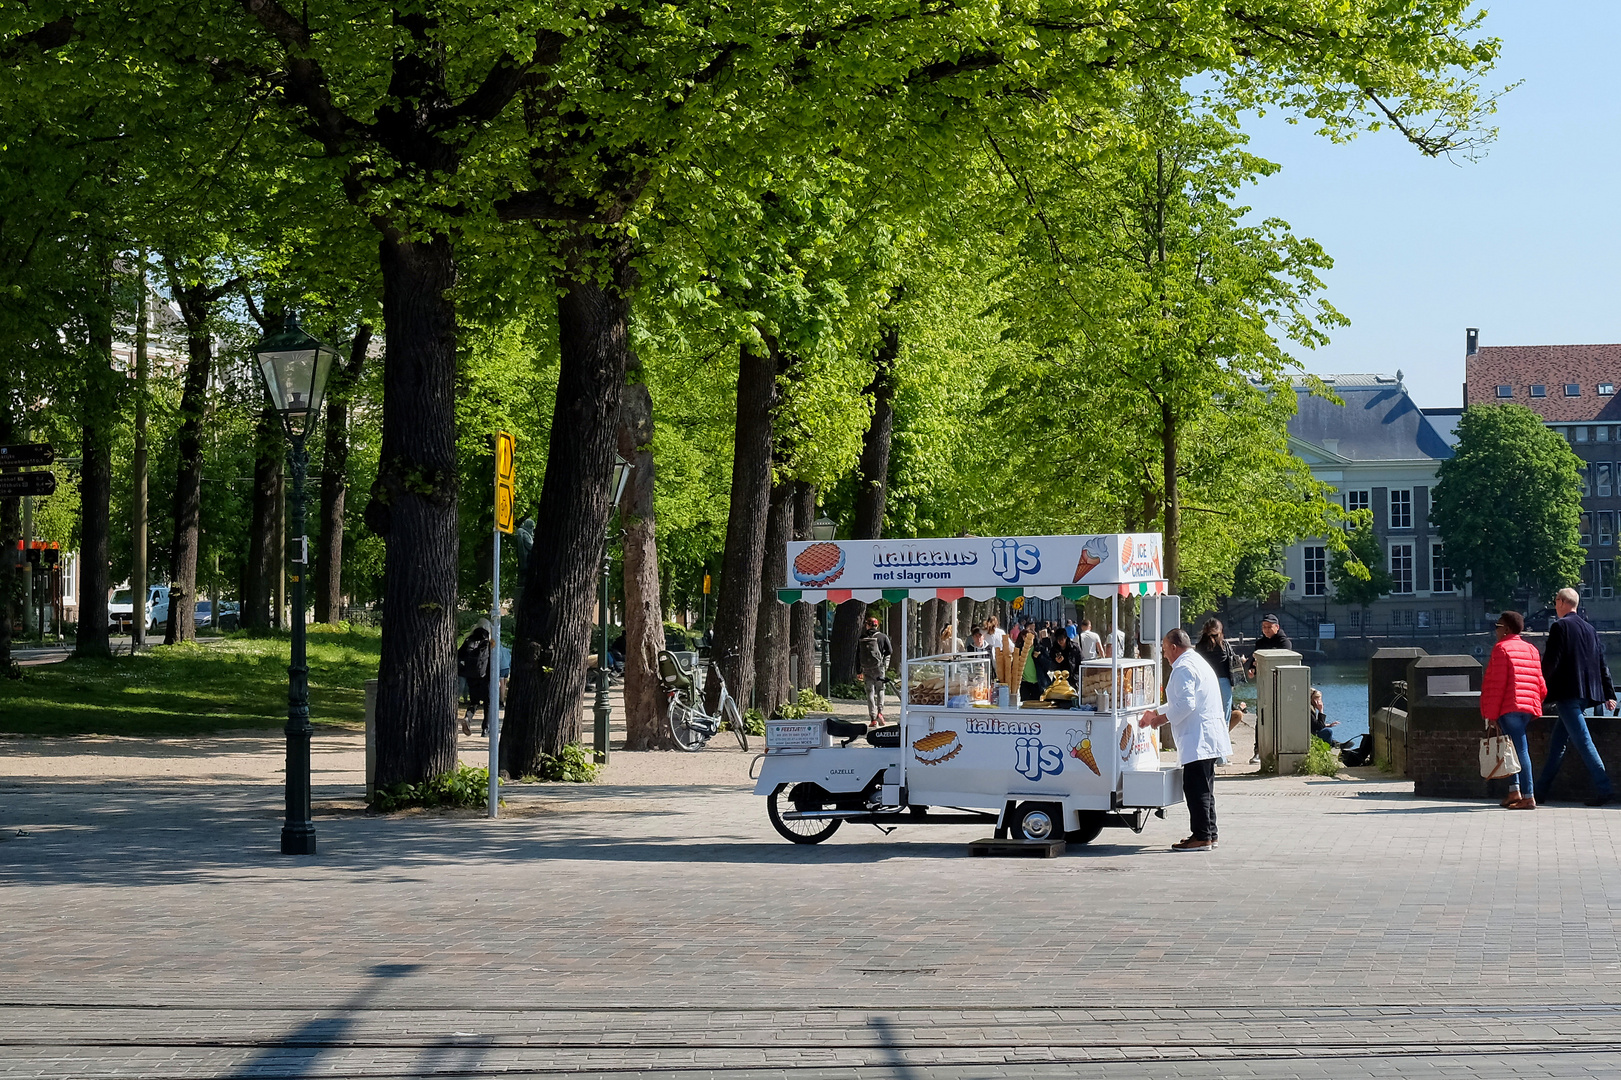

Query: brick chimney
[1466,327,1479,356]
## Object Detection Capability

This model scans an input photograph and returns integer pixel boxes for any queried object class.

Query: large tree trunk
[830,326,898,685]
[753,477,793,716]
[315,325,371,624]
[504,238,634,773]
[1161,395,1179,594]
[75,273,115,659]
[617,372,673,751]
[163,308,213,644]
[243,410,281,634]
[365,233,460,788]
[705,340,780,716]
[788,481,816,691]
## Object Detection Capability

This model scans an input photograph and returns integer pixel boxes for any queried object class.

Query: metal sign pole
[488,526,501,818]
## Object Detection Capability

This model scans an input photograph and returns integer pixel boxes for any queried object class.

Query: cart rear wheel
[1010,801,1065,842]
[768,782,842,844]
[1065,810,1107,846]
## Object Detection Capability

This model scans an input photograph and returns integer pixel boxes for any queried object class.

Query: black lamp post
[812,515,836,694]
[252,314,338,856]
[593,454,632,763]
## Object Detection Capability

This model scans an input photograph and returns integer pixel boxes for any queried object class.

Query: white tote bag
[1480,724,1522,780]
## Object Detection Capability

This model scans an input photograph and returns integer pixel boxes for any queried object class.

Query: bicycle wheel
[724,696,749,750]
[668,690,710,752]
[767,782,842,844]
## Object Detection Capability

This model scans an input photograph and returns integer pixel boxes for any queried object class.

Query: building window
[1577,426,1590,442]
[1601,383,1616,396]
[1304,546,1327,596]
[1394,609,1414,627]
[1390,544,1414,594]
[1602,512,1616,547]
[1600,463,1614,498]
[1496,385,1513,398]
[1604,561,1616,600]
[1580,463,1590,497]
[1566,383,1582,397]
[1389,489,1412,530]
[1581,513,1594,547]
[1440,609,1456,627]
[1417,610,1432,628]
[1601,426,1612,442]
[1345,489,1370,516]
[1583,561,1596,597]
[1431,542,1454,593]
[1531,384,1547,397]
[1348,608,1362,631]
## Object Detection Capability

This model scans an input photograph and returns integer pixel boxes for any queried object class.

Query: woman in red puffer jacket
[1480,610,1547,809]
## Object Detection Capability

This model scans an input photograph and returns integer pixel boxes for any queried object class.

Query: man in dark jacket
[1538,587,1617,805]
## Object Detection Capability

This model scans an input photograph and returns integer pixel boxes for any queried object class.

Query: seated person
[1309,688,1350,747]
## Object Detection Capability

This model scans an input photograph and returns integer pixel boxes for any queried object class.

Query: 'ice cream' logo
[1014,737,1064,781]
[991,539,1041,583]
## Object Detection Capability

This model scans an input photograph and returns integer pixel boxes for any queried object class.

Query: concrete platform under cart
[969,836,1066,857]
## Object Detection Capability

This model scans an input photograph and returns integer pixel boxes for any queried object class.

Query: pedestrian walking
[456,623,491,736]
[1075,617,1102,661]
[1537,588,1617,806]
[1140,627,1233,851]
[1193,618,1239,720]
[857,617,893,725]
[983,616,1007,654]
[1480,610,1546,810]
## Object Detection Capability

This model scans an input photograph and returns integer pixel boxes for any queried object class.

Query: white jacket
[1164,649,1233,765]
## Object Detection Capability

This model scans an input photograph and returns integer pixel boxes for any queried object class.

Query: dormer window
[1566,383,1583,396]
[1530,384,1546,397]
[1496,385,1513,398]
[1602,383,1616,396]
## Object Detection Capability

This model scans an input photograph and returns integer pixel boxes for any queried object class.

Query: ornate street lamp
[812,515,835,693]
[594,454,632,762]
[252,314,338,856]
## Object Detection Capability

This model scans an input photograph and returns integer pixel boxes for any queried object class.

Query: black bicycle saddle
[825,717,870,745]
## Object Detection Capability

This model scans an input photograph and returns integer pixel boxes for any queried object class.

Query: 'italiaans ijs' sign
[784,534,1163,590]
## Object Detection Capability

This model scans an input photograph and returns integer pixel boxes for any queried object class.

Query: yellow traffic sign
[703,573,711,595]
[494,431,516,533]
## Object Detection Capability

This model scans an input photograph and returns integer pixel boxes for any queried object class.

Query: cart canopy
[778,533,1166,604]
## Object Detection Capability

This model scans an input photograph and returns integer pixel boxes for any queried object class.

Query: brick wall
[1408,696,1621,801]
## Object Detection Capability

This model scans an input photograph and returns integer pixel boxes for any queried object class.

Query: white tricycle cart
[755,533,1185,846]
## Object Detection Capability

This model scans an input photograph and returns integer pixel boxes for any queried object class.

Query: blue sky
[1237,1,1620,408]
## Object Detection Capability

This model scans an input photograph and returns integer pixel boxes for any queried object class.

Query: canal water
[1232,661,1371,743]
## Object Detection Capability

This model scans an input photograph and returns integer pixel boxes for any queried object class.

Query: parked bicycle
[659,649,748,751]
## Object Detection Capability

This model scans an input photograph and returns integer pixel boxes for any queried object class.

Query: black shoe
[1584,795,1614,807]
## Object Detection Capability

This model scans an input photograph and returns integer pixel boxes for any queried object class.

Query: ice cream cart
[755,533,1185,846]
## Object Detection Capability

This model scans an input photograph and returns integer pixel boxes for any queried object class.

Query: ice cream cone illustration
[1066,723,1101,776]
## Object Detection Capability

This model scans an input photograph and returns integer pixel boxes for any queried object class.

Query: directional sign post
[489,432,516,818]
[0,472,56,498]
[0,443,54,468]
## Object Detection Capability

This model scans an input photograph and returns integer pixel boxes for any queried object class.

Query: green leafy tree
[1432,404,1584,607]
[1329,524,1393,633]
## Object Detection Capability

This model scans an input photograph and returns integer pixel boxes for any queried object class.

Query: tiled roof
[1465,345,1621,422]
[1289,383,1453,462]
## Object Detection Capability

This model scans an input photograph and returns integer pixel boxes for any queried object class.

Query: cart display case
[1079,658,1155,711]
[906,653,992,708]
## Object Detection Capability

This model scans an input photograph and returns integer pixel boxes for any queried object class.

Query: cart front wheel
[768,782,842,844]
[1011,801,1065,842]
[1065,810,1107,846]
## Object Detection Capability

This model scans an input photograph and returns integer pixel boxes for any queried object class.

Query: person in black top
[1537,588,1617,805]
[1244,613,1292,677]
[1194,618,1239,720]
[1037,632,1079,692]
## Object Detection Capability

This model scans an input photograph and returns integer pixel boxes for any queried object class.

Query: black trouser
[1183,757,1218,841]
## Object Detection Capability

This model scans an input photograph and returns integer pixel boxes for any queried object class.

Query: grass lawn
[0,628,381,737]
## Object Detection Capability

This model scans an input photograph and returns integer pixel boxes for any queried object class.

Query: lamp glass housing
[253,316,339,441]
[610,454,632,510]
[811,516,836,541]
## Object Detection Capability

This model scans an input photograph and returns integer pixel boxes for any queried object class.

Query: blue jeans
[1496,711,1535,796]
[1219,678,1233,722]
[1539,699,1615,799]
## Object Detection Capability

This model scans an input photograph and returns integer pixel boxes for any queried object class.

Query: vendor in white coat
[1139,626,1232,852]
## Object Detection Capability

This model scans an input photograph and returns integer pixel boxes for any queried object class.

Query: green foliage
[522,744,602,784]
[371,765,496,812]
[1432,404,1585,607]
[737,708,769,737]
[1297,737,1343,777]
[772,688,832,719]
[662,622,700,651]
[1329,524,1395,610]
